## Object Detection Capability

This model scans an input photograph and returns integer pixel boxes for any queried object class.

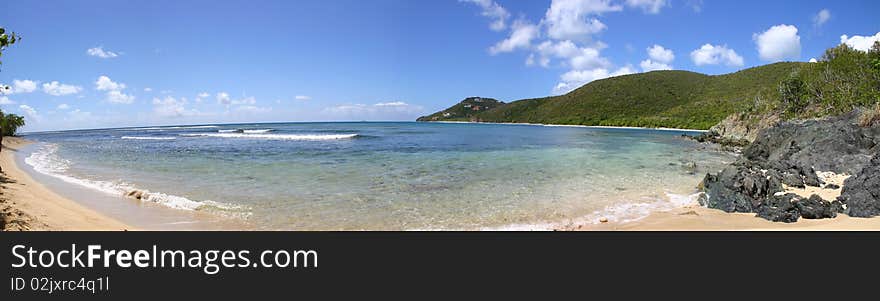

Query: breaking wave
[121,136,177,140]
[180,133,358,140]
[24,143,240,212]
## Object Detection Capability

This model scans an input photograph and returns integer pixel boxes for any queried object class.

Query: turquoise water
[23,122,735,230]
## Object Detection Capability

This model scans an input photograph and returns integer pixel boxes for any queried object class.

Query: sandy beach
[0,137,130,231]
[570,205,880,231]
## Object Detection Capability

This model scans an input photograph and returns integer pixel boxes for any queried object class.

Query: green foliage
[779,72,807,115]
[0,26,22,66]
[785,43,880,118]
[421,43,880,130]
[0,111,25,136]
[417,97,505,121]
[419,63,802,129]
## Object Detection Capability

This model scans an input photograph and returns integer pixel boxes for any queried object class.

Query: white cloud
[640,44,674,71]
[840,32,880,52]
[323,101,425,120]
[813,9,831,27]
[215,92,256,107]
[295,95,311,101]
[87,46,119,58]
[234,105,272,114]
[688,0,703,12]
[553,65,634,94]
[640,60,672,71]
[94,76,133,104]
[216,92,231,105]
[19,104,38,120]
[754,24,801,62]
[0,96,15,105]
[373,101,409,107]
[533,40,610,70]
[10,79,37,94]
[690,44,744,67]
[106,90,135,104]
[194,92,210,103]
[57,103,70,110]
[95,75,126,91]
[489,20,539,54]
[152,96,200,118]
[461,0,510,32]
[625,0,668,14]
[144,87,153,92]
[67,109,92,121]
[544,0,622,41]
[525,53,537,66]
[536,40,582,62]
[809,58,818,63]
[646,44,674,63]
[232,96,256,105]
[42,81,84,96]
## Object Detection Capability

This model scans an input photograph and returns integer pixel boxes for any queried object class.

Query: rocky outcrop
[699,110,880,222]
[708,112,781,143]
[838,153,880,217]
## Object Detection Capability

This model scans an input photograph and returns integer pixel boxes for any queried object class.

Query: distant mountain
[417,97,506,122]
[418,62,804,130]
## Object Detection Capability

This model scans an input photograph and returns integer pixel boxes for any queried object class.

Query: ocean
[20,122,736,230]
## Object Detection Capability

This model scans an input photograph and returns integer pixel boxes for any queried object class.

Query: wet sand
[1,137,130,230]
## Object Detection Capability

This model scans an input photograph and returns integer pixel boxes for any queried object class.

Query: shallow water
[22,122,736,230]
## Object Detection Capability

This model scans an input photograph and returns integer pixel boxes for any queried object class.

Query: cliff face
[708,113,781,143]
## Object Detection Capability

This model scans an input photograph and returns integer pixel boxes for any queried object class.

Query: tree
[1,26,23,151]
[779,74,806,114]
[0,27,21,65]
[871,41,880,71]
[0,111,25,136]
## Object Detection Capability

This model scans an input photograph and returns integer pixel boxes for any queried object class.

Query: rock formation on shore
[699,110,880,222]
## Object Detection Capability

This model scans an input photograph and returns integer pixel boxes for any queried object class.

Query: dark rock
[781,173,805,188]
[699,165,782,212]
[755,194,800,223]
[796,195,838,219]
[838,153,880,217]
[688,131,751,148]
[824,183,840,190]
[742,110,879,175]
[700,109,880,222]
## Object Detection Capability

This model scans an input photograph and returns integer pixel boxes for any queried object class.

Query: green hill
[417,97,505,122]
[419,62,804,129]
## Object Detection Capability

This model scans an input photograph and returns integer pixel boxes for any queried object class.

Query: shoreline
[581,204,880,231]
[425,120,709,132]
[4,133,878,231]
[1,137,131,230]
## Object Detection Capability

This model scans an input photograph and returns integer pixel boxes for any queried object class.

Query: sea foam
[121,136,177,140]
[217,129,274,133]
[480,192,702,231]
[180,133,358,140]
[24,143,239,212]
[121,125,219,131]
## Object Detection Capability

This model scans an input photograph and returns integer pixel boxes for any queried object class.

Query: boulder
[796,195,838,219]
[755,194,800,223]
[838,153,880,217]
[700,109,880,222]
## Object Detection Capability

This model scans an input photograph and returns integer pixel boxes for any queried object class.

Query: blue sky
[1,0,878,132]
